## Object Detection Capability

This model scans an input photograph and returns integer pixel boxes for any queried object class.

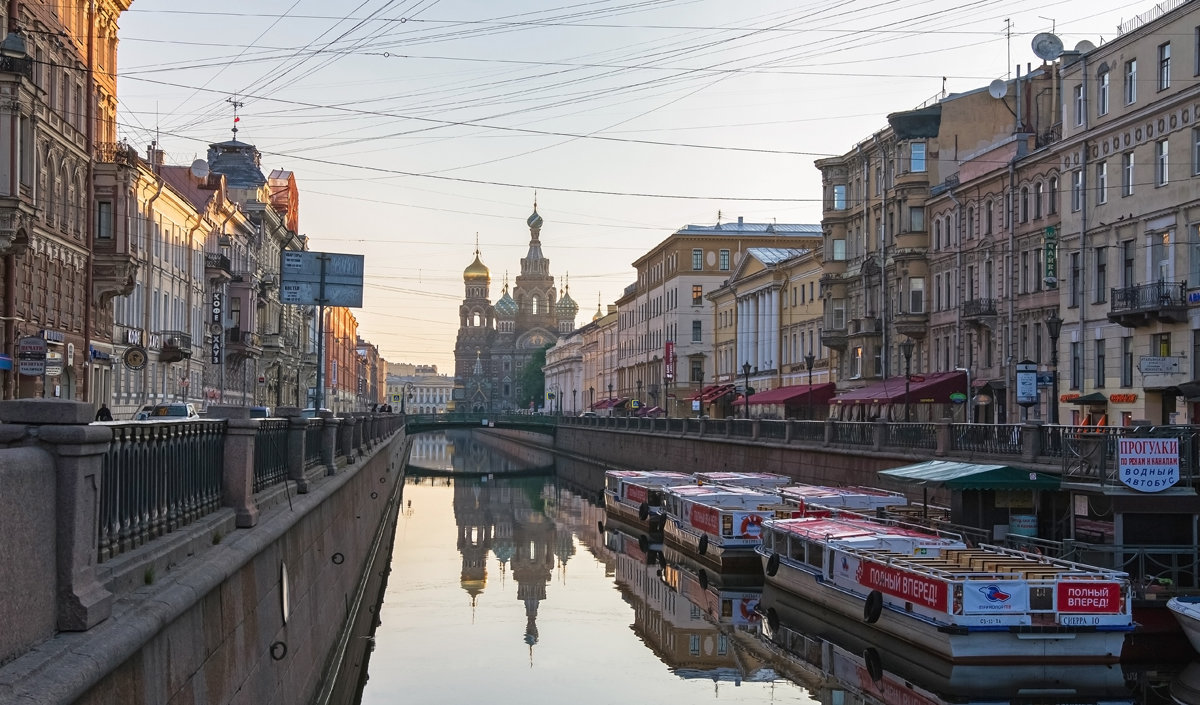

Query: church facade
[453,208,577,412]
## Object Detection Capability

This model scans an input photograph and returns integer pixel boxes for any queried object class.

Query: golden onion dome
[464,252,490,282]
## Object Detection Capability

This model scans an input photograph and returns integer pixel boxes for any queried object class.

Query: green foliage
[521,344,552,409]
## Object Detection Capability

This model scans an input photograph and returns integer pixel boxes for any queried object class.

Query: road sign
[1016,360,1038,406]
[1138,356,1181,375]
[17,336,46,376]
[280,251,364,308]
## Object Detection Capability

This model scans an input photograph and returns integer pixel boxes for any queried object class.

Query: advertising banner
[856,560,947,611]
[624,484,648,505]
[961,580,1030,613]
[664,341,675,381]
[1056,582,1122,613]
[689,503,720,535]
[1118,437,1180,492]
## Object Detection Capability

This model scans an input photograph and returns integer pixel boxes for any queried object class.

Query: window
[719,249,730,271]
[1194,330,1200,382]
[1095,246,1107,302]
[967,207,975,238]
[1153,332,1172,358]
[1190,225,1200,288]
[1122,152,1134,196]
[909,277,925,314]
[933,219,941,250]
[1070,342,1082,389]
[1193,128,1200,175]
[692,248,702,270]
[1125,59,1137,104]
[851,346,863,378]
[935,274,942,311]
[910,143,926,172]
[832,239,846,260]
[96,201,113,239]
[1034,181,1044,219]
[1098,68,1110,115]
[1073,83,1085,126]
[833,184,846,210]
[1096,161,1107,204]
[1196,25,1200,76]
[1095,341,1106,388]
[1019,190,1028,224]
[1048,176,1058,214]
[1071,170,1083,211]
[1070,251,1081,307]
[831,299,846,329]
[1159,42,1172,90]
[1156,139,1169,186]
[690,360,703,383]
[691,320,702,342]
[909,206,924,232]
[691,285,702,305]
[1122,239,1135,286]
[1020,252,1029,293]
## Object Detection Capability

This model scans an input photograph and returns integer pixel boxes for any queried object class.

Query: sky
[115,0,1149,372]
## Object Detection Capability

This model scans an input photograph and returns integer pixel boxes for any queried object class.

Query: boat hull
[761,553,1126,664]
[662,519,763,574]
[1168,597,1200,655]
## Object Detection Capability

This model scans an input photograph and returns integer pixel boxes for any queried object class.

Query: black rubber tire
[638,534,650,553]
[597,521,605,535]
[864,590,884,624]
[698,569,709,590]
[638,503,650,521]
[864,647,883,682]
[698,534,709,556]
[766,607,779,632]
[766,553,781,577]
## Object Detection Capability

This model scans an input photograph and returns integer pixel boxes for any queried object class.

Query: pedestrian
[95,403,113,422]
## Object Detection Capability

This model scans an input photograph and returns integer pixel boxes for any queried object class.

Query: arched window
[985,200,994,233]
[1034,182,1044,219]
[1020,187,1030,223]
[934,219,941,250]
[532,295,540,314]
[1048,177,1059,214]
[471,311,481,327]
[967,207,975,238]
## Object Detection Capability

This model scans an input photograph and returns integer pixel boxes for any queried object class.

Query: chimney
[738,216,744,226]
[146,143,164,172]
[607,305,617,315]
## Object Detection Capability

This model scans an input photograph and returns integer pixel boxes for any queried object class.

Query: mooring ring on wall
[370,491,378,499]
[332,552,345,565]
[380,476,387,484]
[270,641,287,660]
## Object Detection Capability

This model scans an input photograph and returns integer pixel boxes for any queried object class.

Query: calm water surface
[356,431,1196,705]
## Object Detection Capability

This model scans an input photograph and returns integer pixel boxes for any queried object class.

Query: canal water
[352,430,1196,705]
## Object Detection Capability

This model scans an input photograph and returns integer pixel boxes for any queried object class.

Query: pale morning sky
[116,0,1147,372]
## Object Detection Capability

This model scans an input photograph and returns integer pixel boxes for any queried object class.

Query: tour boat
[693,471,794,490]
[755,510,1134,663]
[1168,596,1200,654]
[603,470,694,533]
[661,484,800,573]
[777,484,908,512]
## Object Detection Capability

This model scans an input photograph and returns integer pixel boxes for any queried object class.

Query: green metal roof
[878,460,1060,490]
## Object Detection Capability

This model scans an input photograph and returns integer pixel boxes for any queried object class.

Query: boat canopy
[878,460,1060,490]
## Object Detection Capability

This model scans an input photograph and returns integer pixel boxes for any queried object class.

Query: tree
[521,344,551,409]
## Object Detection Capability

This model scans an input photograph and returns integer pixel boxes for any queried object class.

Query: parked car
[132,404,155,420]
[578,411,599,418]
[149,403,200,419]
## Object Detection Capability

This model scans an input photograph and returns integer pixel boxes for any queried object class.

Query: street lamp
[636,379,642,415]
[900,338,916,422]
[608,382,613,408]
[589,386,594,411]
[742,361,753,419]
[1045,311,1063,425]
[804,352,816,420]
[572,388,577,415]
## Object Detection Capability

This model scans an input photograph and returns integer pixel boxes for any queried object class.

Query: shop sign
[1043,226,1058,287]
[961,580,1030,614]
[1016,361,1037,405]
[17,336,46,376]
[1109,393,1138,403]
[1060,393,1080,402]
[1117,437,1180,492]
[210,292,223,365]
[664,341,675,381]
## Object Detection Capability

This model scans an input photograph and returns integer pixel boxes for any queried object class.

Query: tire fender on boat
[638,534,650,553]
[864,590,884,624]
[766,553,781,577]
[698,569,709,590]
[863,647,883,683]
[597,521,605,535]
[638,503,650,521]
[698,534,709,555]
[766,607,780,632]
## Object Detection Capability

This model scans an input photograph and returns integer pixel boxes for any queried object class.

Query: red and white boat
[778,484,907,512]
[693,471,794,490]
[662,484,799,572]
[604,470,694,533]
[755,511,1134,663]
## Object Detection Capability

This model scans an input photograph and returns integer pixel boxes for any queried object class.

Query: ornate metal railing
[253,419,290,492]
[951,423,1022,455]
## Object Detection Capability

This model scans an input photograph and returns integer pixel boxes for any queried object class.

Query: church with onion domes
[453,205,578,412]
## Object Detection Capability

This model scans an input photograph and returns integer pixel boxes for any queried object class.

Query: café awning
[591,397,627,410]
[831,371,967,405]
[732,382,837,406]
[878,460,1060,490]
[689,384,734,403]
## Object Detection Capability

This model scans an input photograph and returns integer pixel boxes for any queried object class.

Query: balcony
[963,297,998,321]
[848,316,882,339]
[262,332,283,351]
[0,205,31,257]
[893,310,929,338]
[823,312,848,350]
[0,54,33,79]
[1108,281,1188,327]
[94,142,138,166]
[225,328,263,359]
[159,331,192,363]
[205,253,233,283]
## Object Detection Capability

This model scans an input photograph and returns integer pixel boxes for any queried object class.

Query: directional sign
[1138,356,1181,375]
[17,336,46,376]
[280,251,364,308]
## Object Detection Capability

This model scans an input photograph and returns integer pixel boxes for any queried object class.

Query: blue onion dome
[464,250,489,282]
[496,281,518,317]
[527,208,543,230]
[556,284,578,317]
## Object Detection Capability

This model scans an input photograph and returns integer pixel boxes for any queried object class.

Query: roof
[733,382,836,406]
[158,165,218,213]
[689,384,735,402]
[831,371,967,405]
[746,247,810,266]
[675,222,821,236]
[878,460,1060,490]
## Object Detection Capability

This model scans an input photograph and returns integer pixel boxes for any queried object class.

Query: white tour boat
[693,471,794,490]
[1168,596,1200,654]
[662,484,799,572]
[777,484,908,512]
[603,470,694,533]
[756,511,1134,663]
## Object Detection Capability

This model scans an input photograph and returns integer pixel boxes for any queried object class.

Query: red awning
[591,397,625,410]
[689,384,734,402]
[831,371,967,405]
[732,382,837,406]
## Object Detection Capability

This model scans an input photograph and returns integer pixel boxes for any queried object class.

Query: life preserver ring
[698,569,709,590]
[698,534,709,555]
[864,590,884,624]
[740,514,764,539]
[638,534,650,553]
[766,552,781,577]
[863,647,884,683]
[638,502,650,521]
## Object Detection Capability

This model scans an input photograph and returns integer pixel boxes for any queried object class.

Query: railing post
[936,418,952,457]
[752,419,761,440]
[276,406,309,493]
[319,411,339,475]
[0,400,113,630]
[339,415,357,463]
[872,419,887,451]
[785,419,795,443]
[1022,420,1044,462]
[824,418,835,447]
[204,406,259,528]
[352,412,365,451]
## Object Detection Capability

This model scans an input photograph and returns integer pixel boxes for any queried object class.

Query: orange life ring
[740,514,764,538]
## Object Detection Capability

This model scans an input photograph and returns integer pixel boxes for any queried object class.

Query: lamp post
[589,386,594,411]
[636,379,642,415]
[900,338,915,422]
[1045,312,1063,425]
[572,388,577,415]
[804,352,816,420]
[742,361,753,419]
[608,382,613,408]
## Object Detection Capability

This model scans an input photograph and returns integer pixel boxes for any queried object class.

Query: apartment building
[1057,2,1200,425]
[615,218,820,416]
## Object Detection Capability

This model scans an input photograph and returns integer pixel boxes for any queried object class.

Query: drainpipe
[1078,53,1089,413]
[138,176,165,407]
[82,0,94,400]
[948,188,964,421]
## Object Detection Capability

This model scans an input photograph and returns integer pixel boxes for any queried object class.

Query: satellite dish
[1075,40,1097,54]
[190,158,210,180]
[988,79,1008,99]
[1032,32,1064,61]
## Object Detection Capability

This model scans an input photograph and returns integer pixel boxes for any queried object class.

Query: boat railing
[821,505,967,543]
[977,543,1130,579]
